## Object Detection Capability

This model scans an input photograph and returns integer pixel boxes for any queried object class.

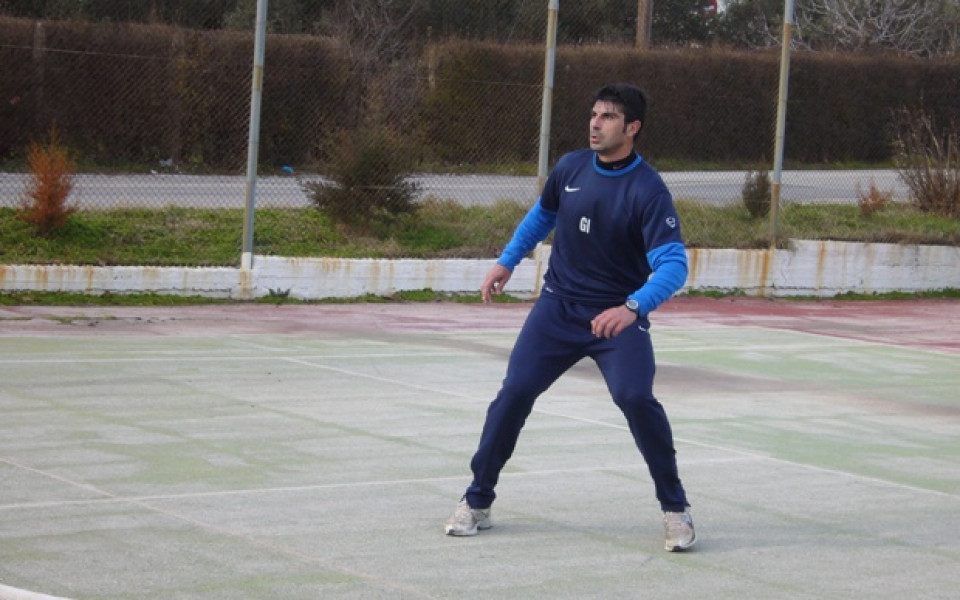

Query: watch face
[626,299,639,312]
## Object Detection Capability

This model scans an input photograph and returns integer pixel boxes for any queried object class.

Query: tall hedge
[2,16,959,171]
[549,46,780,164]
[427,43,960,166]
[0,18,53,162]
[0,18,353,171]
[419,42,543,166]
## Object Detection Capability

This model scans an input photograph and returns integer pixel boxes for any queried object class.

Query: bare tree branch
[796,0,958,56]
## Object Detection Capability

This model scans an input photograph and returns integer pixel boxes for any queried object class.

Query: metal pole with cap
[537,0,559,196]
[241,0,269,275]
[770,0,795,250]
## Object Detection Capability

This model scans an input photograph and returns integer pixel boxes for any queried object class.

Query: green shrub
[302,127,421,235]
[856,180,892,218]
[742,170,771,219]
[892,107,960,218]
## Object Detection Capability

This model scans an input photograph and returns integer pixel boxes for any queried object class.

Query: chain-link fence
[1,2,958,268]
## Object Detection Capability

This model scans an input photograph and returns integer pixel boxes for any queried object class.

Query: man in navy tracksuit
[445,83,696,552]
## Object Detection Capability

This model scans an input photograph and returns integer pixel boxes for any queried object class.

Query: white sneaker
[445,498,492,536]
[663,511,697,552]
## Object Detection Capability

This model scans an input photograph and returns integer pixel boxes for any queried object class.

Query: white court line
[657,325,960,358]
[0,456,757,512]
[533,407,959,501]
[5,346,953,504]
[0,351,469,365]
[2,321,952,361]
[0,356,954,599]
[0,583,73,600]
[0,456,443,599]
[279,355,959,501]
[3,325,952,364]
[1,327,953,600]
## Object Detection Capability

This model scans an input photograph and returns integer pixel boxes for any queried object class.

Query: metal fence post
[32,21,46,131]
[770,0,795,251]
[537,0,559,196]
[241,0,269,277]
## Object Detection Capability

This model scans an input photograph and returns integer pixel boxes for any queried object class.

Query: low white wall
[1,241,957,299]
[253,255,545,299]
[684,240,960,297]
[0,263,246,298]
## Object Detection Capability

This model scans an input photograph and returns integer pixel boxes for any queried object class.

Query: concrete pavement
[1,298,958,599]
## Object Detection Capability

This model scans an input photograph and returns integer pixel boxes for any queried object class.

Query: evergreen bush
[302,127,421,234]
[742,170,771,219]
[18,128,76,237]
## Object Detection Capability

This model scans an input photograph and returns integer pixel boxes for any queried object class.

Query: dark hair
[593,83,647,137]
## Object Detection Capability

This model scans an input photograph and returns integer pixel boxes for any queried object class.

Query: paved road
[0,170,909,210]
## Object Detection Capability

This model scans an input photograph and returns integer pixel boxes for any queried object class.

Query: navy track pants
[464,294,689,512]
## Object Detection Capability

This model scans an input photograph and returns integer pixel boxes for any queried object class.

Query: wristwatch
[625,298,641,316]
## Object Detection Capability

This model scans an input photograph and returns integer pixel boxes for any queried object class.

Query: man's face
[589,100,640,160]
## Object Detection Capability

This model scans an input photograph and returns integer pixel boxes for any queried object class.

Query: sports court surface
[1,297,958,600]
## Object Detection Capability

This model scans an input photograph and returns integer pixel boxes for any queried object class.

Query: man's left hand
[590,305,638,339]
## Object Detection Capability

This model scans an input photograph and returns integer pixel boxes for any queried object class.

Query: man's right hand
[480,264,513,303]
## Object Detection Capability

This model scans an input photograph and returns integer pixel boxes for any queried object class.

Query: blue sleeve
[629,242,688,315]
[496,200,557,270]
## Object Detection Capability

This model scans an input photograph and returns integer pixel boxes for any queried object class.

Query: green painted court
[1,298,958,599]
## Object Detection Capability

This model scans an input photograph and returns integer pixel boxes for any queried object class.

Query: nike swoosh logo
[564,185,581,192]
